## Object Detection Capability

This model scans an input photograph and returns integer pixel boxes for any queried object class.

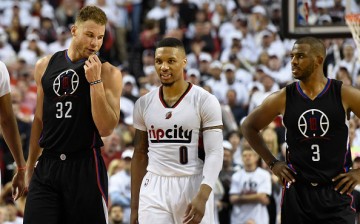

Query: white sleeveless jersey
[133,83,223,176]
[0,61,11,97]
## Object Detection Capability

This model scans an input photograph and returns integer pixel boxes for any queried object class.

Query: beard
[161,81,175,87]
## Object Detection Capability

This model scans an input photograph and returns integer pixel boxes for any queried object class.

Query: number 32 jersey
[40,50,104,152]
[283,79,350,183]
[133,83,223,176]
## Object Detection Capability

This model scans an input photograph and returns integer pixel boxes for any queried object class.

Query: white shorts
[138,172,215,224]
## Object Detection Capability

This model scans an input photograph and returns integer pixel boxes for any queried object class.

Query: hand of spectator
[332,169,360,194]
[11,170,26,201]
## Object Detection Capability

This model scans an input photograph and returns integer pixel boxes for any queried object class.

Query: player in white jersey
[130,37,224,224]
[0,61,27,200]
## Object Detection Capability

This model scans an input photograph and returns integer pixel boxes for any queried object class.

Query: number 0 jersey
[133,83,223,176]
[283,79,351,183]
[39,50,104,153]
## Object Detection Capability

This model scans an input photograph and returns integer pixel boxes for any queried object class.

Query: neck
[162,80,189,98]
[67,43,83,62]
[244,165,257,172]
[299,75,328,99]
[162,81,189,107]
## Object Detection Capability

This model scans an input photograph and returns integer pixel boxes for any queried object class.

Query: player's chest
[143,100,201,130]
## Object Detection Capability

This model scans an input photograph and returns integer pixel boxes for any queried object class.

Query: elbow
[260,195,271,205]
[99,129,114,137]
[229,195,237,205]
[240,118,249,134]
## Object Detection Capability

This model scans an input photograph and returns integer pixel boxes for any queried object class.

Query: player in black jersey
[23,6,122,224]
[242,36,360,224]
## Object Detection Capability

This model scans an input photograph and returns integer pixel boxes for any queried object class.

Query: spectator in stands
[109,204,124,224]
[230,146,272,224]
[109,149,133,224]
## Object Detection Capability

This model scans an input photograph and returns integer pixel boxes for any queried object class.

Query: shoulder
[192,84,219,101]
[100,62,122,89]
[34,55,53,79]
[0,61,6,70]
[256,167,271,177]
[135,87,159,104]
[101,62,122,77]
[35,55,53,70]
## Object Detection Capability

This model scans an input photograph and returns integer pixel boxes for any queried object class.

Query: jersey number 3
[56,101,72,118]
[311,144,320,161]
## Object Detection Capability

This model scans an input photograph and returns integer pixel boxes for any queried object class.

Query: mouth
[292,67,300,73]
[160,73,172,80]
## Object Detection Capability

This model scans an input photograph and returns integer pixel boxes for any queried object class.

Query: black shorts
[281,180,355,224]
[24,148,108,224]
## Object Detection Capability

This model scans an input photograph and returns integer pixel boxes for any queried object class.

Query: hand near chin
[84,54,102,83]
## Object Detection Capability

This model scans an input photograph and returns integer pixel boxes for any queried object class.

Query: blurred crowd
[1,0,360,223]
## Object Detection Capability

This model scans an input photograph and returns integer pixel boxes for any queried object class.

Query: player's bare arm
[86,56,122,137]
[242,88,296,185]
[0,92,26,200]
[26,56,51,188]
[130,129,149,224]
[332,85,360,194]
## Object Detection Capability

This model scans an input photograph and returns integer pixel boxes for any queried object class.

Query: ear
[70,25,77,36]
[183,58,187,67]
[315,55,324,67]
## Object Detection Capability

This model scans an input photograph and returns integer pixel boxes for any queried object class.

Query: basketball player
[0,61,27,200]
[23,6,122,224]
[241,36,360,223]
[130,37,224,224]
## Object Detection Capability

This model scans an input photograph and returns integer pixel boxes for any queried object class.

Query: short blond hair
[75,5,107,25]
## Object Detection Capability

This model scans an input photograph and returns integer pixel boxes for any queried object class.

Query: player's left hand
[11,170,26,201]
[332,169,360,194]
[84,53,102,83]
[182,195,206,224]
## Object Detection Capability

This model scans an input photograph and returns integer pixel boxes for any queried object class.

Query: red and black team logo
[298,109,329,138]
[53,69,79,96]
[165,111,172,119]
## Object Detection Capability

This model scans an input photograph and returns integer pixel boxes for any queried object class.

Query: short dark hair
[75,5,107,25]
[155,37,185,52]
[295,36,326,57]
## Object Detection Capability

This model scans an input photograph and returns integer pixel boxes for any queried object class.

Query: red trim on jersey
[93,148,108,206]
[159,82,193,108]
[348,193,356,212]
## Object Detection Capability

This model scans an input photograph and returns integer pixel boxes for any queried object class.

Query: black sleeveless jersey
[39,50,104,153]
[283,79,351,183]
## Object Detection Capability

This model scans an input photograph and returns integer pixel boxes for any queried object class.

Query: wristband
[89,79,102,85]
[268,159,279,170]
[17,166,26,171]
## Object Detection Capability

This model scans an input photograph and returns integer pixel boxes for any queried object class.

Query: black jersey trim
[64,50,87,64]
[159,82,193,108]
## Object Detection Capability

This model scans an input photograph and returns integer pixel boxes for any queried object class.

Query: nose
[90,37,98,48]
[291,56,298,66]
[160,62,169,70]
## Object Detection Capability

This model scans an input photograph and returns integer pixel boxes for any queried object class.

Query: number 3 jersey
[133,83,223,176]
[39,50,104,153]
[283,79,351,183]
